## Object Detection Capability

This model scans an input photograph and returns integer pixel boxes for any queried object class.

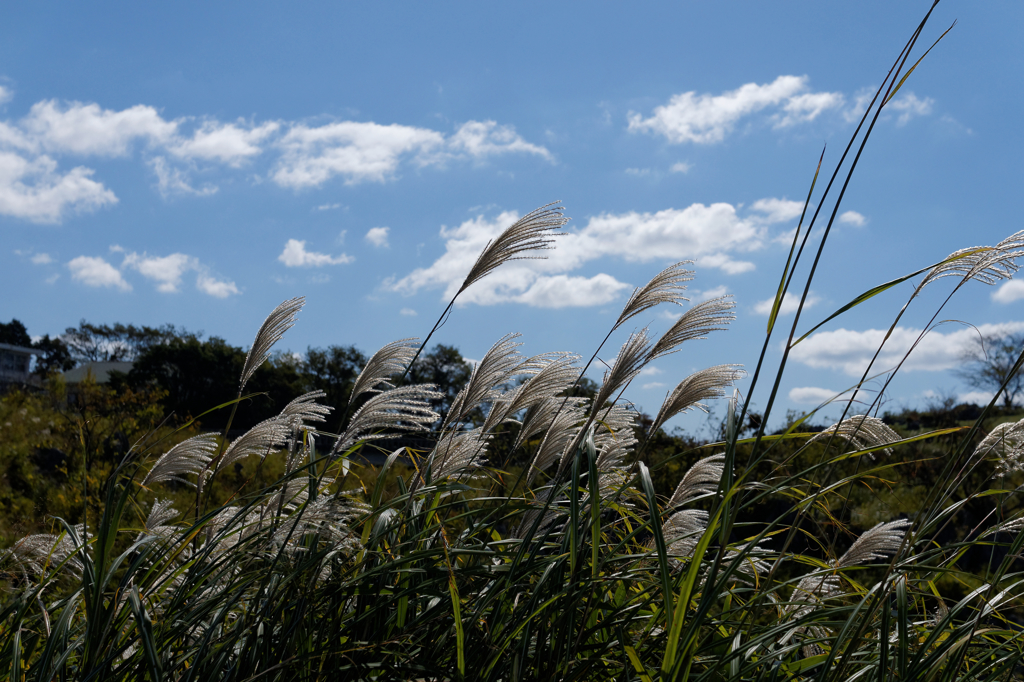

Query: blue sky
[3,2,1023,431]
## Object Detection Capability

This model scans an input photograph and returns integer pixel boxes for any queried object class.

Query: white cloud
[750,197,804,223]
[625,167,651,176]
[959,390,995,406]
[640,366,663,376]
[391,201,781,307]
[790,322,1024,376]
[754,291,820,316]
[278,239,353,267]
[150,157,218,197]
[643,381,666,390]
[628,75,842,144]
[68,255,131,291]
[30,253,53,265]
[273,121,444,188]
[22,100,177,156]
[45,273,59,284]
[170,120,279,165]
[992,280,1024,304]
[317,202,342,211]
[400,308,417,316]
[0,85,12,106]
[888,92,933,125]
[122,252,197,293]
[0,151,117,222]
[196,272,240,298]
[774,91,845,127]
[446,120,551,161]
[669,161,691,174]
[272,119,549,189]
[506,273,632,308]
[789,386,844,404]
[692,285,729,302]
[838,210,866,227]
[365,226,390,248]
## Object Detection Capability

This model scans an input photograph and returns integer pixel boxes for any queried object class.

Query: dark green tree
[0,319,32,347]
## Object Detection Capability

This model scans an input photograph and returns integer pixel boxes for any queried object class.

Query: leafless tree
[955,331,1024,408]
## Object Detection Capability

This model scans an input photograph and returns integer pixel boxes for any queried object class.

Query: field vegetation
[2,4,1024,680]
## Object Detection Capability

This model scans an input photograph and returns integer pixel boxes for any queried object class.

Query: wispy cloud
[628,75,844,144]
[277,239,353,267]
[753,291,820,316]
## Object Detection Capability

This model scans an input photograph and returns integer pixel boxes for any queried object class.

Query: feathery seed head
[650,296,736,361]
[239,296,305,392]
[458,202,568,296]
[809,415,901,458]
[651,365,745,435]
[919,231,1024,293]
[594,329,654,410]
[333,384,442,454]
[615,261,694,331]
[668,453,726,508]
[143,433,219,488]
[835,519,912,568]
[349,338,419,405]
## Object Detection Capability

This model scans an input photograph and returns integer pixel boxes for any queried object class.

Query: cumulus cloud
[22,100,177,156]
[750,197,804,224]
[169,120,279,165]
[0,151,117,222]
[789,386,847,404]
[754,291,820,316]
[365,226,390,248]
[29,252,53,264]
[278,239,353,267]
[838,210,866,227]
[150,157,218,197]
[391,200,798,307]
[272,119,550,188]
[888,92,933,125]
[992,280,1024,304]
[122,252,197,292]
[446,120,552,161]
[790,322,1024,377]
[0,94,550,222]
[68,255,131,291]
[196,272,240,298]
[628,75,843,144]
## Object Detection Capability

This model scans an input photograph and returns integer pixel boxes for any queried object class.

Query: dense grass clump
[3,5,1024,680]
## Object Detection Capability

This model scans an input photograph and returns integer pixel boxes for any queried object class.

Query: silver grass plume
[614,261,694,331]
[662,509,709,560]
[482,352,580,433]
[516,395,587,454]
[974,418,1024,477]
[429,428,490,481]
[457,202,567,296]
[215,415,292,474]
[280,390,334,428]
[271,495,366,556]
[834,519,911,569]
[143,433,219,488]
[144,499,179,538]
[651,365,745,435]
[2,528,85,578]
[593,329,653,411]
[442,333,528,430]
[525,398,588,485]
[809,415,901,458]
[349,338,419,404]
[649,296,736,361]
[917,230,1024,293]
[239,296,305,392]
[668,453,726,509]
[333,384,442,454]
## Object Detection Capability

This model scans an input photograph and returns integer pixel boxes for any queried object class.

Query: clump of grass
[2,5,1024,681]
